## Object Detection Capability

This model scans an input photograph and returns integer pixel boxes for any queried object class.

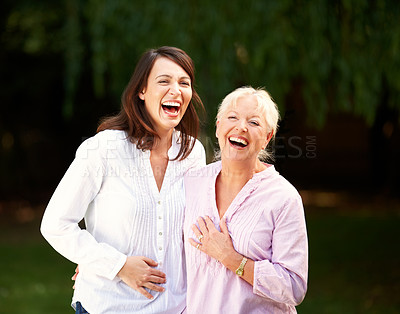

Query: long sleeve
[253,195,308,305]
[40,136,127,280]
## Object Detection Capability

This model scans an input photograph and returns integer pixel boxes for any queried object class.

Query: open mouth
[162,101,181,116]
[229,136,248,148]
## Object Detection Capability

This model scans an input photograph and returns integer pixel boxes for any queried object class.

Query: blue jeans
[75,302,89,314]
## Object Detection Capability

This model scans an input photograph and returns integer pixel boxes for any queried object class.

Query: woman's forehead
[150,57,189,78]
[227,97,263,114]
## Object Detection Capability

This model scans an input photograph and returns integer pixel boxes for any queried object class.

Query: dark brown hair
[97,46,204,160]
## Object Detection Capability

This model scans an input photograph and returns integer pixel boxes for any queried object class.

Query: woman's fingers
[190,216,236,263]
[144,282,165,293]
[136,256,166,279]
[197,216,209,234]
[191,223,203,239]
[117,256,168,298]
[204,216,217,231]
[193,215,215,237]
[71,265,79,280]
[142,256,159,267]
[188,237,202,250]
[191,216,228,247]
[147,274,167,284]
[147,268,166,279]
[219,217,229,235]
[137,287,154,300]
[71,265,79,289]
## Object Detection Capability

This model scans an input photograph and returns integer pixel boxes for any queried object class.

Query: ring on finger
[196,243,201,250]
[198,234,204,242]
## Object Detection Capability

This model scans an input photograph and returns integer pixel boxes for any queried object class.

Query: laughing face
[216,94,272,162]
[139,57,192,135]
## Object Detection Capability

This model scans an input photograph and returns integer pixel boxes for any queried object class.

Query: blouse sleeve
[186,139,207,170]
[40,135,127,280]
[253,195,308,305]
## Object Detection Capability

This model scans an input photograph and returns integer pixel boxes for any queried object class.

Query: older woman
[184,86,308,313]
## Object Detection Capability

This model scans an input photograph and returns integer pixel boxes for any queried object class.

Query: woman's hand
[189,216,237,264]
[189,216,255,285]
[71,265,79,289]
[117,256,166,299]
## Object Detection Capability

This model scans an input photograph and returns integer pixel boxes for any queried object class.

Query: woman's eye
[180,81,191,86]
[250,121,259,126]
[158,80,168,84]
[228,116,237,120]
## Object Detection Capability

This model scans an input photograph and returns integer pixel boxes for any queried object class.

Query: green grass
[297,208,400,313]
[1,205,399,313]
[0,217,75,314]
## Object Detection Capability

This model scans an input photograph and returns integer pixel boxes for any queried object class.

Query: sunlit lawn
[0,199,399,314]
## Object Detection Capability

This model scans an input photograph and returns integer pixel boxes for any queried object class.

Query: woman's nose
[169,82,181,95]
[235,120,248,132]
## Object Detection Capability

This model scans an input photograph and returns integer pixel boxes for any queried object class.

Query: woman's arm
[251,196,308,305]
[42,136,167,298]
[40,137,127,280]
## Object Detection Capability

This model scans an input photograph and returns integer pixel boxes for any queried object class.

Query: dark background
[1,1,399,313]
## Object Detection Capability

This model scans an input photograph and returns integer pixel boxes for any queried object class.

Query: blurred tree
[58,0,400,129]
[3,0,399,127]
[1,0,400,198]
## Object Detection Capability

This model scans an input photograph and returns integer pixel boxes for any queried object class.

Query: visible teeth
[162,102,180,107]
[229,137,248,146]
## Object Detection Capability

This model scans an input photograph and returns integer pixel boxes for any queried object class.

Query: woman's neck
[219,158,266,187]
[149,129,174,192]
[215,159,266,218]
[152,129,174,156]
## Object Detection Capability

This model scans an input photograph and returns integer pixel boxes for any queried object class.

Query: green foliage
[3,0,400,129]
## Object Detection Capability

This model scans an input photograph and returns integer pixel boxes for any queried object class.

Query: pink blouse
[183,161,308,313]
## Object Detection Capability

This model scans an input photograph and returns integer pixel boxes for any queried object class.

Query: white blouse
[41,129,206,314]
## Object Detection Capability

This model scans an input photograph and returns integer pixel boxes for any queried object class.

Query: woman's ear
[215,120,220,138]
[267,131,273,142]
[263,131,273,149]
[139,89,146,100]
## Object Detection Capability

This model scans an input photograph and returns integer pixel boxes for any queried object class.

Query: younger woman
[41,46,206,313]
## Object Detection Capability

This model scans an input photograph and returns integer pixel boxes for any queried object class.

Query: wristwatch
[235,257,248,276]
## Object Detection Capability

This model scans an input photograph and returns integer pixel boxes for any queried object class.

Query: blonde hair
[215,86,280,161]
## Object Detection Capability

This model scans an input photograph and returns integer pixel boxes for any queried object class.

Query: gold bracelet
[235,257,248,276]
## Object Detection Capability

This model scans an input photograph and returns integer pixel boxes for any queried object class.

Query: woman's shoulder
[185,161,220,182]
[174,131,204,154]
[257,166,301,199]
[94,129,128,141]
[177,134,207,170]
[76,130,130,158]
[187,137,205,156]
[89,130,129,146]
